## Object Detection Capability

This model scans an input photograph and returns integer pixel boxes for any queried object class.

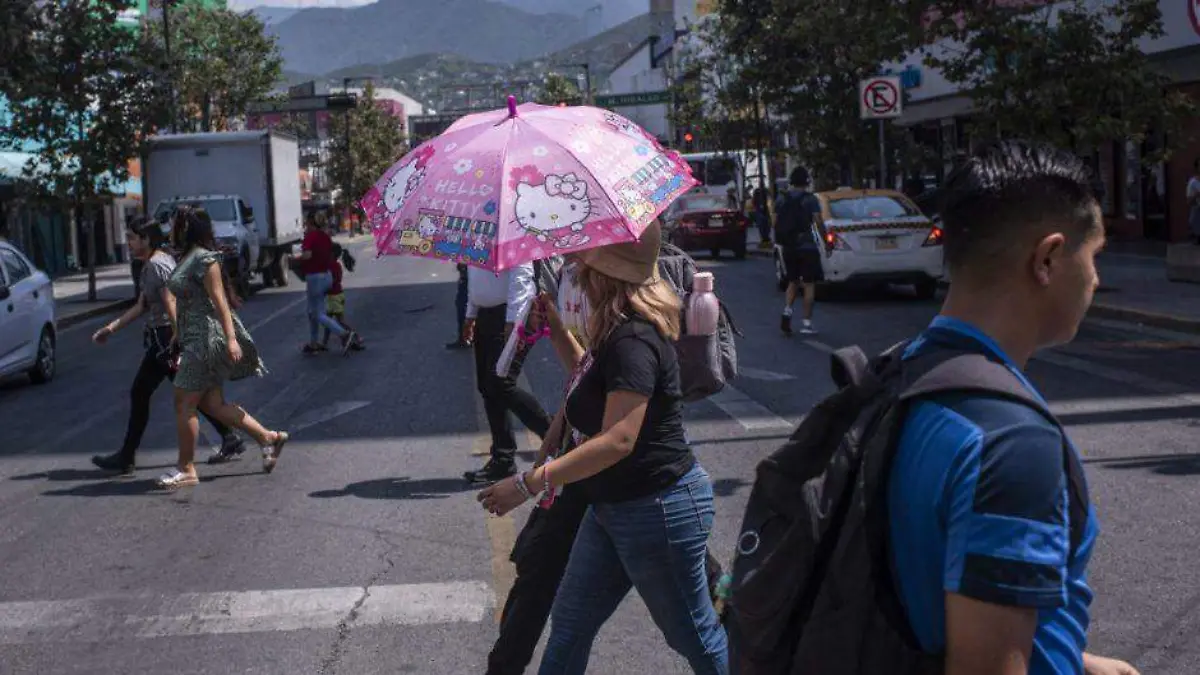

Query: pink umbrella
[361,96,698,271]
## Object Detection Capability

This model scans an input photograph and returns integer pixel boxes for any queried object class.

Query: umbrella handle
[507,95,518,117]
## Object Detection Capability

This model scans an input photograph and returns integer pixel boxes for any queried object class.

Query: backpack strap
[898,350,1089,556]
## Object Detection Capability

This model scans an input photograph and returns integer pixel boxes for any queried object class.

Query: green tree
[0,0,39,91]
[923,0,1193,160]
[715,0,918,186]
[145,6,283,132]
[1,0,159,300]
[669,18,758,152]
[327,83,407,213]
[537,73,582,106]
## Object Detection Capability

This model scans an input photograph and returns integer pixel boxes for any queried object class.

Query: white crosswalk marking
[0,581,493,645]
[707,385,794,431]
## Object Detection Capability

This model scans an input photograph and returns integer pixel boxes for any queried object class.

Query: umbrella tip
[507,95,518,117]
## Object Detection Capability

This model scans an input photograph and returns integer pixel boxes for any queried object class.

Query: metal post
[163,0,175,132]
[753,92,766,191]
[878,119,887,189]
[583,63,591,105]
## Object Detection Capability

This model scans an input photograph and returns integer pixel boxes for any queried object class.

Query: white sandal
[155,469,199,489]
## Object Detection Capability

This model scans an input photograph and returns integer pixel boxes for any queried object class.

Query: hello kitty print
[366,101,697,271]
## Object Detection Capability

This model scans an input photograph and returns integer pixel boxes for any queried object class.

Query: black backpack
[723,338,1088,675]
[774,190,819,250]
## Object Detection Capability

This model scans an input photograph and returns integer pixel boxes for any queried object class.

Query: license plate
[875,236,898,250]
[708,217,724,228]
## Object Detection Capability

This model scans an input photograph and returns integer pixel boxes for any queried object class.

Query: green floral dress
[168,248,266,391]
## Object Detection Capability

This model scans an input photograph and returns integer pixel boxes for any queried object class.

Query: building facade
[891,0,1200,243]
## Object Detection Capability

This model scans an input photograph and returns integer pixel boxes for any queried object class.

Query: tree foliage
[327,83,407,211]
[712,0,918,186]
[669,18,758,152]
[922,0,1193,160]
[536,73,582,106]
[144,6,283,132]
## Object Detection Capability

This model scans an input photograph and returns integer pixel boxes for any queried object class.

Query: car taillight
[823,231,850,254]
[923,226,943,247]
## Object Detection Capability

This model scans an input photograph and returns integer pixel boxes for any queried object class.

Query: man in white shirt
[462,262,553,484]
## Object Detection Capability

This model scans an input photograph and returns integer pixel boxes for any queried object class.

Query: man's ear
[1030,232,1067,287]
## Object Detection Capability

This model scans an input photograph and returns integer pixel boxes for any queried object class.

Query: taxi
[774,187,944,298]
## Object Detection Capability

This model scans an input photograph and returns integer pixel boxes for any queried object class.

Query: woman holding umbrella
[479,222,727,674]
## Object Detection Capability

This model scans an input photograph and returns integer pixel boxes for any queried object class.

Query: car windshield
[677,195,729,213]
[827,195,918,220]
[154,198,237,222]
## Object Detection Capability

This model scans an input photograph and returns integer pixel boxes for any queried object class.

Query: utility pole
[163,0,175,133]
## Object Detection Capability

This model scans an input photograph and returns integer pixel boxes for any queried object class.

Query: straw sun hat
[576,220,662,285]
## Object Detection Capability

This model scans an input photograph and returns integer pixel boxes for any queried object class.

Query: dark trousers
[455,271,469,339]
[487,487,590,675]
[473,305,552,461]
[120,343,232,463]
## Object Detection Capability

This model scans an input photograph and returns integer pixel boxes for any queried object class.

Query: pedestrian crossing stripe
[0,581,493,644]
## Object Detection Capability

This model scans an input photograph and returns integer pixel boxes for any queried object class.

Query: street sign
[246,94,357,115]
[859,77,903,120]
[594,91,672,108]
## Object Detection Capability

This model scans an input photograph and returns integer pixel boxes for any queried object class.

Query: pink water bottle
[687,272,720,336]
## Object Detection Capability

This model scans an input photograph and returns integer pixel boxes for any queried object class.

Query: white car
[774,188,944,299]
[0,241,56,384]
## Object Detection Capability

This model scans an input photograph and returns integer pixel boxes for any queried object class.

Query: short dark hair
[130,216,168,251]
[940,141,1100,274]
[789,166,811,187]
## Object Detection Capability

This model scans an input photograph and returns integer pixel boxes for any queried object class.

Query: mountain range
[264,0,599,74]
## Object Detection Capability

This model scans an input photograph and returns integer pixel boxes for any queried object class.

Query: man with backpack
[724,142,1137,675]
[774,167,822,336]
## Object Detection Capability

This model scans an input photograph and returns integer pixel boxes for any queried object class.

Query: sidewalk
[53,263,136,328]
[1090,253,1200,333]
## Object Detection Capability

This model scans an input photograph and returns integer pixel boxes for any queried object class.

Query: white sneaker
[800,320,817,335]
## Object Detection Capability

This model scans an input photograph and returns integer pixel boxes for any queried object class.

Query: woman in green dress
[158,208,289,489]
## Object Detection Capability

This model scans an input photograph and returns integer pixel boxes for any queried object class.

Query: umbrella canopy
[362,97,697,271]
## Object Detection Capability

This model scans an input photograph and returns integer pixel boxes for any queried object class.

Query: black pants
[473,305,552,461]
[119,335,232,464]
[455,270,468,339]
[487,486,589,675]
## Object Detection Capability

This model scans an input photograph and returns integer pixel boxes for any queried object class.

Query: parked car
[0,241,56,384]
[773,187,944,298]
[663,192,750,259]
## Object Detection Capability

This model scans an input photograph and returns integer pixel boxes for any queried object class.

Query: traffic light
[683,130,694,150]
[558,102,567,107]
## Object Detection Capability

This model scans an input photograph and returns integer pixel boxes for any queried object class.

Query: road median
[1087,301,1200,336]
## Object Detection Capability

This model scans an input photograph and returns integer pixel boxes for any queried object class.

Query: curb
[58,298,136,330]
[1087,302,1200,336]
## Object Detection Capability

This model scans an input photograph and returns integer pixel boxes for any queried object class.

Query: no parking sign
[859,77,903,120]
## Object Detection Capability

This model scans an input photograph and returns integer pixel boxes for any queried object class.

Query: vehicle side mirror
[0,286,10,301]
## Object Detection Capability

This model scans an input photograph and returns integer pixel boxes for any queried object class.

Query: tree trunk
[80,202,96,302]
[202,91,212,132]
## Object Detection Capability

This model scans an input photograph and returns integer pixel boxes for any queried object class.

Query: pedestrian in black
[776,167,823,335]
[447,262,471,350]
[91,218,244,476]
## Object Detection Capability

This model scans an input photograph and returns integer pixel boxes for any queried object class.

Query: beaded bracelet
[513,471,533,500]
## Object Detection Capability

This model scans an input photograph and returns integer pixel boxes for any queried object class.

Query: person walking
[462,261,553,485]
[775,167,823,335]
[299,216,356,355]
[478,222,728,675]
[888,142,1137,675]
[156,208,288,489]
[447,262,471,350]
[90,218,245,476]
[321,243,364,351]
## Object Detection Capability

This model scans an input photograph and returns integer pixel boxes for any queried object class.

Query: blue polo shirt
[888,316,1099,674]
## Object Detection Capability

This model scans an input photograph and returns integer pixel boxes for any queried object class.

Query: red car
[663,193,749,259]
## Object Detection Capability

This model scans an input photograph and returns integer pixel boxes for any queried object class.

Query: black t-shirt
[565,315,695,503]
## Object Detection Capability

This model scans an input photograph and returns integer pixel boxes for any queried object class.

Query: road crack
[315,532,399,675]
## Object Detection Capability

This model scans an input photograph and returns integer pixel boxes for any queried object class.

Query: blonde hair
[576,263,681,344]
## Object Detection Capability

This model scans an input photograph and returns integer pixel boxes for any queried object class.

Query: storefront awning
[896,95,974,127]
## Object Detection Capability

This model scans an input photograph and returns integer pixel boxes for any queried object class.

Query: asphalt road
[1,242,1198,675]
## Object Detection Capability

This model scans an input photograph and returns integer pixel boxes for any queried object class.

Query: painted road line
[0,581,493,645]
[246,295,307,333]
[289,401,373,434]
[1048,395,1200,417]
[708,384,793,431]
[738,367,796,382]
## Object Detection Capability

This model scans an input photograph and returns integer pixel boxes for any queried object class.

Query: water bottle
[687,272,720,336]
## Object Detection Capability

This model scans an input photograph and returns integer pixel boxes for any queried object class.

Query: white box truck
[142,130,304,295]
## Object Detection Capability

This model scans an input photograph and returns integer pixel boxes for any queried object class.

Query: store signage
[594,91,672,108]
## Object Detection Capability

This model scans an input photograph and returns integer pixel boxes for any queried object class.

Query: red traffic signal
[683,132,694,143]
[558,102,567,107]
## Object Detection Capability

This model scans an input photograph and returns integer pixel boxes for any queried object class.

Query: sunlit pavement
[1,244,1198,674]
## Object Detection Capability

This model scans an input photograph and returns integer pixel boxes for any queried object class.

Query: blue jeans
[305,272,346,344]
[538,464,729,675]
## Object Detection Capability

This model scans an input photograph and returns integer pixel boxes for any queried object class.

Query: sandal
[155,469,199,489]
[263,431,290,474]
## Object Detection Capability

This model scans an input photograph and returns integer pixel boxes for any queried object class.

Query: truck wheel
[273,252,290,287]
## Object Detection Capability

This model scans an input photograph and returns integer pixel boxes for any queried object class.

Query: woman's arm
[160,287,178,339]
[539,294,585,369]
[93,294,146,343]
[203,261,237,342]
[526,389,648,492]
